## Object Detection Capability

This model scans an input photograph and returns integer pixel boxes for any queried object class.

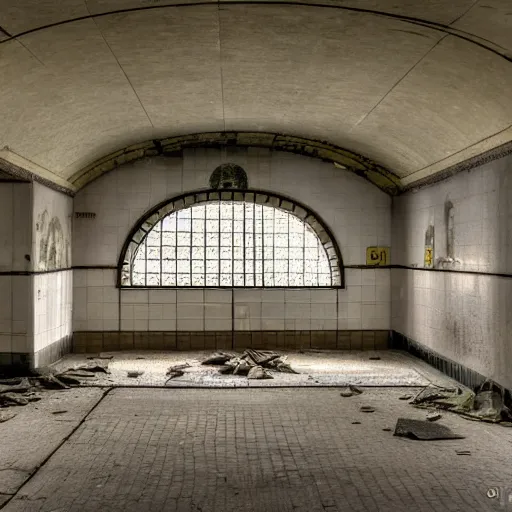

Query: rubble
[426,412,442,422]
[360,406,375,413]
[204,349,298,379]
[127,371,144,378]
[411,380,512,424]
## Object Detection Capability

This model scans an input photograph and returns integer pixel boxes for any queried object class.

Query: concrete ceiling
[0,0,511,192]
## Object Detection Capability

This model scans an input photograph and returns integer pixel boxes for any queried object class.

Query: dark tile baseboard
[72,330,391,353]
[0,352,31,376]
[390,331,502,392]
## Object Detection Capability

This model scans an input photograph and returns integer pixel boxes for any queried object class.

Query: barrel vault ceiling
[0,0,511,193]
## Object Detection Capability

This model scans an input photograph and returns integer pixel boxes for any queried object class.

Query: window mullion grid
[159,219,163,286]
[144,235,148,287]
[218,200,221,286]
[253,202,256,286]
[261,205,265,287]
[189,209,193,286]
[174,214,178,286]
[243,200,246,287]
[204,206,207,286]
[303,221,306,287]
[231,201,234,286]
[273,207,276,287]
[287,208,290,287]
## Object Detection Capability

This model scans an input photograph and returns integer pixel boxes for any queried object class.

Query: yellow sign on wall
[424,246,433,267]
[366,246,389,266]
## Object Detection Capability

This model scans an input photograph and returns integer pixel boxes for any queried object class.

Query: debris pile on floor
[394,418,465,441]
[0,361,111,409]
[340,385,363,397]
[411,380,512,424]
[202,349,299,379]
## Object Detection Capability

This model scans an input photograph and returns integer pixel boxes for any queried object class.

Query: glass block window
[128,200,336,287]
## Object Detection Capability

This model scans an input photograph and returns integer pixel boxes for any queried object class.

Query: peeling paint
[37,210,69,270]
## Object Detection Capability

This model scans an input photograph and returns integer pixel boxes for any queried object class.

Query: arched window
[119,191,343,287]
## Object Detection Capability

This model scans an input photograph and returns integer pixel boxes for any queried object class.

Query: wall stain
[37,210,69,270]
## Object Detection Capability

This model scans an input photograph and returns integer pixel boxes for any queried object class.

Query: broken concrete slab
[394,418,465,440]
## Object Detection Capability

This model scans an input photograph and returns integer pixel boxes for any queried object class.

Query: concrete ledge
[72,330,391,353]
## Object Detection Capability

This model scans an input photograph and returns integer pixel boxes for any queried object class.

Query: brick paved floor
[4,388,512,512]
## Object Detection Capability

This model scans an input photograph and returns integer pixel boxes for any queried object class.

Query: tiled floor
[3,387,512,512]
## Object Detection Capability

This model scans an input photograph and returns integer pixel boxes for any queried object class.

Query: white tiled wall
[0,275,32,355]
[72,268,391,332]
[392,154,512,390]
[73,148,391,267]
[71,148,392,336]
[392,154,512,274]
[0,183,31,272]
[33,271,72,353]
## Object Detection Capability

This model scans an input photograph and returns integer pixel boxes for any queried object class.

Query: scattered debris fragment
[351,421,361,425]
[0,411,16,422]
[360,406,375,413]
[201,352,234,365]
[75,364,109,374]
[399,395,413,401]
[369,356,381,361]
[165,363,191,383]
[382,428,392,432]
[411,380,512,424]
[127,371,144,378]
[394,418,465,441]
[455,450,471,456]
[247,366,273,380]
[340,385,363,397]
[136,357,146,360]
[52,410,68,415]
[426,412,442,422]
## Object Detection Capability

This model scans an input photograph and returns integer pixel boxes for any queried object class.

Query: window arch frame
[117,189,345,288]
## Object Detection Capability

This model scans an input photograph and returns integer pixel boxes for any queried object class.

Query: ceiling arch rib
[0,2,510,193]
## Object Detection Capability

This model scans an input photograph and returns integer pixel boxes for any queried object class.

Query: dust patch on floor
[49,350,454,388]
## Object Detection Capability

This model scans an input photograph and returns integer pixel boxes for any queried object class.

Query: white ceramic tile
[261,303,285,319]
[87,319,104,331]
[103,303,119,321]
[234,289,262,302]
[234,318,261,330]
[361,285,376,302]
[149,304,164,320]
[177,290,204,303]
[0,334,11,351]
[103,286,119,303]
[133,319,149,331]
[285,290,311,303]
[205,318,231,331]
[121,290,149,304]
[120,304,134,320]
[285,302,310,319]
[311,319,337,330]
[87,303,104,320]
[361,269,376,285]
[133,304,149,320]
[375,285,390,303]
[177,303,204,319]
[204,290,232,304]
[204,303,231,318]
[261,290,285,302]
[345,269,361,286]
[310,303,337,319]
[261,318,284,330]
[103,319,119,331]
[149,319,176,331]
[149,290,176,304]
[87,286,104,303]
[348,302,361,319]
[86,270,104,287]
[310,289,336,303]
[177,318,204,331]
